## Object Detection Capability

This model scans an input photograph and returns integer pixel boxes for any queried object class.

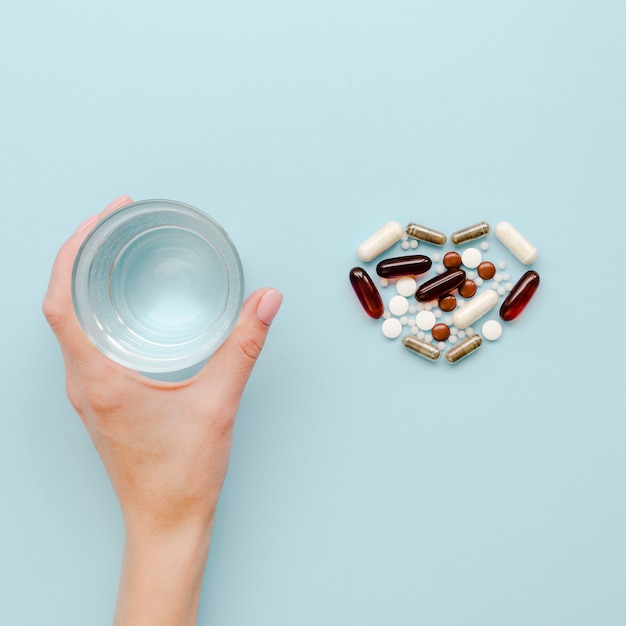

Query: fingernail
[75,214,100,234]
[256,290,283,325]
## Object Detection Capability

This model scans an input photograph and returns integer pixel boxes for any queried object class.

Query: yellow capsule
[402,335,441,361]
[450,221,490,245]
[445,334,482,364]
[405,222,446,246]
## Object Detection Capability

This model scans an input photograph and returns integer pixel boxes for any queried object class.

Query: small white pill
[417,331,425,339]
[389,295,409,316]
[465,327,474,336]
[461,247,482,269]
[401,241,410,250]
[503,272,510,281]
[505,282,513,291]
[411,326,418,335]
[438,341,446,350]
[450,326,458,335]
[452,289,499,329]
[495,221,538,265]
[357,221,404,262]
[381,317,402,338]
[408,317,416,326]
[475,277,483,286]
[416,310,436,331]
[480,241,489,251]
[433,253,441,262]
[448,335,458,344]
[400,316,408,325]
[482,319,503,341]
[409,239,418,249]
[396,276,417,297]
[498,260,506,269]
[408,304,417,314]
[383,311,391,319]
[401,231,409,241]
[494,273,502,283]
[379,278,389,288]
[467,271,475,280]
[458,330,466,339]
[434,309,442,319]
[436,264,445,274]
[497,286,506,296]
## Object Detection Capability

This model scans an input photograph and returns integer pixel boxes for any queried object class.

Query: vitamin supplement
[415,268,466,302]
[438,294,457,312]
[381,317,402,338]
[461,247,482,269]
[376,254,432,278]
[450,221,490,245]
[349,267,384,319]
[357,221,404,262]
[416,310,436,331]
[458,279,477,298]
[480,241,489,251]
[443,251,462,269]
[409,239,419,249]
[477,261,496,280]
[401,241,410,250]
[452,289,499,329]
[402,335,441,361]
[396,277,417,297]
[495,221,538,265]
[482,319,503,341]
[406,222,447,246]
[389,295,409,316]
[446,334,482,363]
[379,278,389,288]
[500,270,540,321]
[431,323,451,341]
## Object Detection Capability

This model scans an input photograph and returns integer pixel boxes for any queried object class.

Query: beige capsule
[405,222,447,246]
[450,221,490,245]
[445,334,483,364]
[402,335,441,361]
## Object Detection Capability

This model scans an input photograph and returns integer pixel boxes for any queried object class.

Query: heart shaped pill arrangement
[349,221,540,364]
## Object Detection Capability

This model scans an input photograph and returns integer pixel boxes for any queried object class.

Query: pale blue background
[1,1,625,624]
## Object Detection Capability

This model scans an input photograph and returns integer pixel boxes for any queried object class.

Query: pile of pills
[349,220,540,364]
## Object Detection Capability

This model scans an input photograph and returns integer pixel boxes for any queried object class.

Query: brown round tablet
[477,261,496,280]
[438,294,457,312]
[443,251,462,269]
[431,323,451,341]
[458,279,477,298]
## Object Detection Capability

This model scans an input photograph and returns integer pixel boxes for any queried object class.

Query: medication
[406,222,447,246]
[415,310,436,331]
[382,317,403,338]
[452,289,499,329]
[445,334,483,364]
[389,295,409,316]
[477,262,496,280]
[450,221,490,245]
[415,268,466,302]
[349,267,384,319]
[357,221,403,262]
[396,276,417,297]
[495,221,538,265]
[458,279,477,298]
[438,294,457,312]
[461,247,482,269]
[482,319,503,341]
[376,254,432,278]
[500,270,540,321]
[443,251,462,268]
[402,335,441,361]
[431,323,451,341]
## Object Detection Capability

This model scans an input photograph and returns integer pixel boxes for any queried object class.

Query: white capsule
[357,221,404,262]
[495,221,538,265]
[452,289,499,329]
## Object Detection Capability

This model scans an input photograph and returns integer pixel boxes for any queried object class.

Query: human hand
[43,195,283,625]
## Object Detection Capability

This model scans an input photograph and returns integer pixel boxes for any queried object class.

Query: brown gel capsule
[500,270,540,321]
[458,279,477,298]
[438,294,457,312]
[445,334,482,364]
[477,261,496,280]
[376,254,432,278]
[405,223,447,246]
[349,267,384,319]
[431,323,451,341]
[415,268,466,302]
[443,251,462,269]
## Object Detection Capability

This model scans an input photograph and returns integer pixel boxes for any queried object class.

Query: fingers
[198,288,283,402]
[42,195,134,360]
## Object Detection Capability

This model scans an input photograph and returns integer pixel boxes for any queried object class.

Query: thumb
[198,288,283,400]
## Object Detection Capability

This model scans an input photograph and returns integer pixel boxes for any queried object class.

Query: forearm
[114,519,213,626]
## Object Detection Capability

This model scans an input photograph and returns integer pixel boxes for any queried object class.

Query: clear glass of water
[72,199,244,376]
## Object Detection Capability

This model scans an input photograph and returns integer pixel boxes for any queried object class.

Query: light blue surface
[1,1,625,624]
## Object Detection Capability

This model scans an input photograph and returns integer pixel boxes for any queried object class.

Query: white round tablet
[381,318,402,339]
[389,295,409,316]
[415,310,436,331]
[482,319,503,341]
[396,277,417,297]
[461,247,482,269]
